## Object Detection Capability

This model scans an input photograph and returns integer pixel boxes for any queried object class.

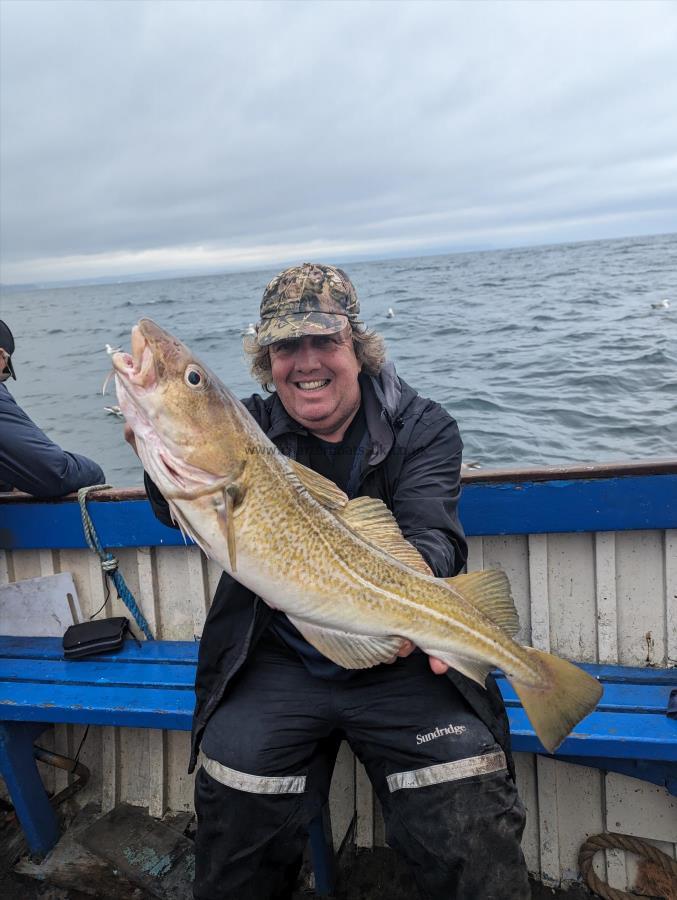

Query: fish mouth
[111,325,157,390]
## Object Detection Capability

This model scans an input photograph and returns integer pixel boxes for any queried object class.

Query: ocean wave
[7,232,675,482]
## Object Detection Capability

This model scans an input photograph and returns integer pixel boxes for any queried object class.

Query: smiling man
[145,263,529,900]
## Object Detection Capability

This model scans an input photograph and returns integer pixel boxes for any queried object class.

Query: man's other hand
[385,640,449,674]
[124,424,138,456]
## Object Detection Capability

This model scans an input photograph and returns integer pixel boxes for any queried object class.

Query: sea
[1,232,676,487]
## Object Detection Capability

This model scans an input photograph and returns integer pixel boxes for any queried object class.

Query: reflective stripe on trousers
[201,747,506,797]
[387,748,507,792]
[202,755,306,795]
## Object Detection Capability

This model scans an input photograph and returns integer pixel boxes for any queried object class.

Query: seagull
[242,323,257,336]
[386,308,395,319]
[105,343,122,355]
[104,405,124,419]
[651,299,670,309]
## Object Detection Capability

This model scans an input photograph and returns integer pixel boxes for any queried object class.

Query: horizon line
[1,228,675,293]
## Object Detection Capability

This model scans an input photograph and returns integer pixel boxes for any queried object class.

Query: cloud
[1,0,676,283]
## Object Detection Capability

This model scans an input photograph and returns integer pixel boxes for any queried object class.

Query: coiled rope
[579,831,677,900]
[78,485,154,640]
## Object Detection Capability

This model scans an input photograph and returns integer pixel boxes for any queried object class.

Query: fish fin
[224,488,237,572]
[288,460,349,509]
[287,616,405,669]
[442,570,520,637]
[169,506,189,546]
[289,461,431,575]
[338,496,433,576]
[169,501,214,558]
[168,502,196,547]
[420,649,493,687]
[507,648,603,753]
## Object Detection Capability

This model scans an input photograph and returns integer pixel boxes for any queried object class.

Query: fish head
[112,319,255,497]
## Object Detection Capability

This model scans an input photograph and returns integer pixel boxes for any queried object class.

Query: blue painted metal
[0,721,60,856]
[0,635,198,662]
[506,707,676,762]
[494,665,677,791]
[308,807,336,898]
[460,473,677,536]
[0,499,184,551]
[2,473,677,549]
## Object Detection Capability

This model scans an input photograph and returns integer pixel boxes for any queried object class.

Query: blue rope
[78,485,155,640]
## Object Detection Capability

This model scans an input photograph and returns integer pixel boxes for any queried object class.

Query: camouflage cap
[256,263,361,347]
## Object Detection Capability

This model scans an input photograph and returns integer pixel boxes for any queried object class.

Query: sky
[1,0,676,285]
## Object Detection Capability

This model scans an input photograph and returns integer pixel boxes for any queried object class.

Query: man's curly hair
[243,324,386,392]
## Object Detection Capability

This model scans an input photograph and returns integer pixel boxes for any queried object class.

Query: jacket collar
[263,362,403,467]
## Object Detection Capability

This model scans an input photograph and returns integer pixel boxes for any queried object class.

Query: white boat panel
[605,772,677,843]
[329,740,356,852]
[475,534,532,644]
[513,753,539,874]
[594,532,618,663]
[148,730,166,818]
[547,533,597,662]
[528,533,550,652]
[616,531,667,665]
[668,530,677,664]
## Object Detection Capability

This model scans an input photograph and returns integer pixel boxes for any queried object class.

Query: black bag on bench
[63,617,129,659]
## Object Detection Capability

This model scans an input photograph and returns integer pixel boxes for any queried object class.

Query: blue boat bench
[0,637,336,894]
[0,637,675,895]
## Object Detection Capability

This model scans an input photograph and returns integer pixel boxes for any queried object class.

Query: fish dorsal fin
[289,460,431,575]
[443,570,520,636]
[339,496,433,576]
[288,459,349,510]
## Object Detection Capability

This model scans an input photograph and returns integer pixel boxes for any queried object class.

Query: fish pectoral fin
[338,497,433,576]
[421,649,493,688]
[168,502,195,547]
[287,616,405,669]
[224,488,237,572]
[442,570,520,637]
[288,460,349,509]
[213,481,243,573]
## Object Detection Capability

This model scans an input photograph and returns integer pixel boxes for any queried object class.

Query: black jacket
[146,364,512,774]
[0,383,105,497]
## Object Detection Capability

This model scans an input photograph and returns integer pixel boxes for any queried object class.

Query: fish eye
[184,365,205,389]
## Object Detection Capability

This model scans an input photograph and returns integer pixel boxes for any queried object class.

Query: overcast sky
[1,0,676,285]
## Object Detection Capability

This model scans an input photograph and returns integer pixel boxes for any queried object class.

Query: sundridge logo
[416,723,467,745]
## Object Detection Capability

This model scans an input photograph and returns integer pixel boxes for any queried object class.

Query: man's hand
[385,639,449,674]
[124,424,138,456]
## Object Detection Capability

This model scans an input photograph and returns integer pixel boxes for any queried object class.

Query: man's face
[269,327,362,442]
[0,348,11,384]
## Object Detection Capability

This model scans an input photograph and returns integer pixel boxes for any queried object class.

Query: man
[143,264,529,900]
[0,320,105,496]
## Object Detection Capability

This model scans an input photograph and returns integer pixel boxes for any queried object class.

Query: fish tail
[508,647,603,753]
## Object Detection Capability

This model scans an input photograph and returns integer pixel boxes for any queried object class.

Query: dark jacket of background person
[0,382,105,497]
[146,363,514,776]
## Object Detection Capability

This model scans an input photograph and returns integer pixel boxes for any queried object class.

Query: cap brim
[256,311,349,347]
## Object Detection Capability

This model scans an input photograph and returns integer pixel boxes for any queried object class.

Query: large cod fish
[113,319,602,753]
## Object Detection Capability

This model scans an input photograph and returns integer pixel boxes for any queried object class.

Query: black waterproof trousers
[194,637,529,900]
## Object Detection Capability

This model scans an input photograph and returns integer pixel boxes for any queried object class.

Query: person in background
[142,264,529,900]
[0,319,105,497]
